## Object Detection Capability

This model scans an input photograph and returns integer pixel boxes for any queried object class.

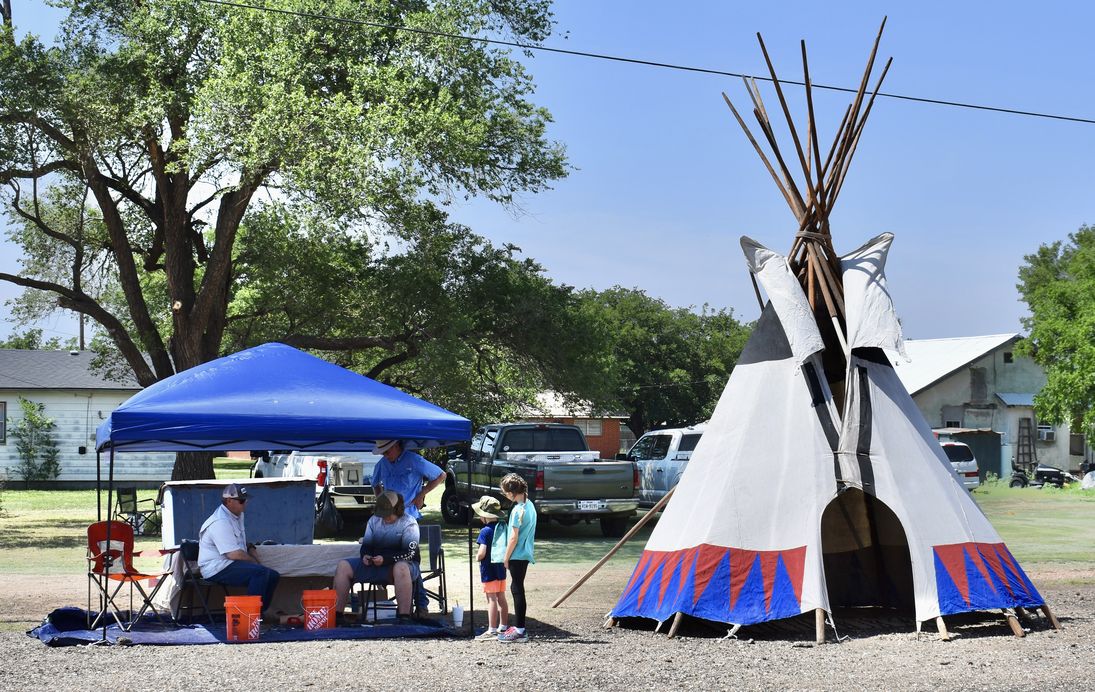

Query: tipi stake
[935,616,950,641]
[667,612,685,639]
[1002,609,1024,638]
[814,608,826,644]
[1041,604,1062,630]
[603,616,617,630]
[552,487,677,608]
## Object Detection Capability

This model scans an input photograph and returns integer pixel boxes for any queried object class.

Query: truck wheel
[441,487,468,525]
[600,517,629,538]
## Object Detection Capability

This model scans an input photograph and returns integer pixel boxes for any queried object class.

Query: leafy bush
[10,398,61,487]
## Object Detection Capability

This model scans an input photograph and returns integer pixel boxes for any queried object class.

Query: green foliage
[1016,225,1095,437]
[9,398,61,486]
[0,0,568,387]
[582,287,752,436]
[0,329,76,350]
[226,201,612,424]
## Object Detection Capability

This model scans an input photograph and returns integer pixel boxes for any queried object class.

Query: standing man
[198,483,280,615]
[371,439,445,617]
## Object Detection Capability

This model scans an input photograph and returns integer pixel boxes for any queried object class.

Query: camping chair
[114,487,159,536]
[420,524,448,614]
[174,539,230,626]
[86,520,173,631]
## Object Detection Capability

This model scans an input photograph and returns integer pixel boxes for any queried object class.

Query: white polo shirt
[198,503,247,578]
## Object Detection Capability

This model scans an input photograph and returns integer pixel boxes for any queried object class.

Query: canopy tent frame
[91,343,474,641]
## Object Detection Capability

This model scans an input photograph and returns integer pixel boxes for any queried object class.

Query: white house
[892,334,1087,475]
[0,350,174,487]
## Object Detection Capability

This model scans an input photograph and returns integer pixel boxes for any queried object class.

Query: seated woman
[333,490,420,620]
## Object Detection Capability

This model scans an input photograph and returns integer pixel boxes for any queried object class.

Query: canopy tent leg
[1041,604,1062,630]
[815,608,826,644]
[935,616,950,641]
[1002,609,1024,638]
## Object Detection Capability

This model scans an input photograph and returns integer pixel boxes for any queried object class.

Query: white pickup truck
[251,451,382,520]
[620,424,706,508]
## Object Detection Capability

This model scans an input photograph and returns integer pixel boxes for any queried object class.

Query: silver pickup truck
[442,423,639,537]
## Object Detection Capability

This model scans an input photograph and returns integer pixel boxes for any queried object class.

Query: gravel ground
[1,569,1091,691]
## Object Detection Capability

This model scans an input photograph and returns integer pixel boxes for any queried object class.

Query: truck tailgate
[542,462,634,500]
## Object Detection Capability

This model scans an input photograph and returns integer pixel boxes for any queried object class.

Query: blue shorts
[344,557,421,584]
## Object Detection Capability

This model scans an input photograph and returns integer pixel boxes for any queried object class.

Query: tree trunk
[171,451,217,481]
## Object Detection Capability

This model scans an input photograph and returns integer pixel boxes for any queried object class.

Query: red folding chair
[86,520,173,630]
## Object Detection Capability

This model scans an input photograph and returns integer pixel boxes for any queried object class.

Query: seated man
[198,483,280,614]
[371,439,444,616]
[332,491,420,621]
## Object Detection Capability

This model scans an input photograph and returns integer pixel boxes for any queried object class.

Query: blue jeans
[206,560,280,612]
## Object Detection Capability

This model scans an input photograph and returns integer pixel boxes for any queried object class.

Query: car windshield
[942,445,974,463]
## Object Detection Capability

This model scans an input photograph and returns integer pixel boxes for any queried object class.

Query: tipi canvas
[610,236,1046,633]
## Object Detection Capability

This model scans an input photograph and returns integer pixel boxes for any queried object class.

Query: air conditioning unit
[1037,429,1056,442]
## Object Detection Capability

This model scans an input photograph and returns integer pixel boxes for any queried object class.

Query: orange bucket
[224,595,262,642]
[301,589,338,631]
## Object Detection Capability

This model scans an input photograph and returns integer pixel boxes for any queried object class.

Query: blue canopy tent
[92,343,474,637]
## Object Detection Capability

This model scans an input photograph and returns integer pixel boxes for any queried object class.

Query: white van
[940,441,981,491]
[621,424,705,508]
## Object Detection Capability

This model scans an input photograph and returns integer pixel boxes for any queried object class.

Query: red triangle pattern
[657,550,686,607]
[635,551,667,608]
[759,552,782,613]
[996,544,1036,599]
[934,543,971,606]
[727,549,758,611]
[625,551,655,594]
[965,545,997,596]
[693,544,729,605]
[780,545,808,605]
[977,544,1012,597]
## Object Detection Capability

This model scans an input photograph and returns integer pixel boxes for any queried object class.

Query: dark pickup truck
[441,423,639,537]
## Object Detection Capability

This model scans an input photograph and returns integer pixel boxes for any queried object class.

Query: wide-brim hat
[374,439,399,455]
[471,495,502,520]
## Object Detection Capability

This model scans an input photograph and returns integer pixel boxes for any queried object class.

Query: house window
[944,420,962,429]
[1003,352,1014,363]
[0,401,5,443]
[575,419,603,437]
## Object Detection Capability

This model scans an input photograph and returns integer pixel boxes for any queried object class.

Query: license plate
[578,500,605,511]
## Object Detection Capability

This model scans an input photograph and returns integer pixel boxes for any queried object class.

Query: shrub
[10,398,62,487]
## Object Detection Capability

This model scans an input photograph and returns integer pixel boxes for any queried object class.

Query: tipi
[609,22,1055,640]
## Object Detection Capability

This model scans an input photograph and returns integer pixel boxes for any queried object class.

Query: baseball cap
[222,483,248,500]
[374,490,404,518]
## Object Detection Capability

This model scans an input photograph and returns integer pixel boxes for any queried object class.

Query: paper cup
[452,604,464,627]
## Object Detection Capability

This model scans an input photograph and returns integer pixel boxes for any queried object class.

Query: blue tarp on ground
[30,608,454,647]
[96,343,471,453]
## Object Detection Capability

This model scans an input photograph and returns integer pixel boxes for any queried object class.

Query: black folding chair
[174,539,230,626]
[420,524,447,614]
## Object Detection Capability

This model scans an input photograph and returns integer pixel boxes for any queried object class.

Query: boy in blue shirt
[472,495,509,640]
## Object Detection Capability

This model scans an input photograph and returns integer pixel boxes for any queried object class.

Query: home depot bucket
[302,589,337,631]
[224,595,262,642]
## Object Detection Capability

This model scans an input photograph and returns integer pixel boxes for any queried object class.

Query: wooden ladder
[1017,417,1037,474]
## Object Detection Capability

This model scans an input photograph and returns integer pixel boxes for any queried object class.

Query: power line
[193,0,1095,125]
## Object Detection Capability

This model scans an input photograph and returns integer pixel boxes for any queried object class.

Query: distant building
[892,334,1088,475]
[518,392,634,459]
[0,350,173,487]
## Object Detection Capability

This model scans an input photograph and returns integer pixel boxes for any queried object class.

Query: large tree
[1016,225,1095,437]
[0,0,569,477]
[582,287,751,437]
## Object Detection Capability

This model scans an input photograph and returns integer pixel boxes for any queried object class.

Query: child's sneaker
[475,629,499,641]
[497,627,528,643]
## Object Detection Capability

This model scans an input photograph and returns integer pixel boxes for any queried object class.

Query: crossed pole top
[724,18,892,363]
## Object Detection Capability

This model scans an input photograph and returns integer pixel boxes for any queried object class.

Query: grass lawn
[1,472,1091,579]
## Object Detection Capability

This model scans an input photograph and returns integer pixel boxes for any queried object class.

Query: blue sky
[4,1,1094,343]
